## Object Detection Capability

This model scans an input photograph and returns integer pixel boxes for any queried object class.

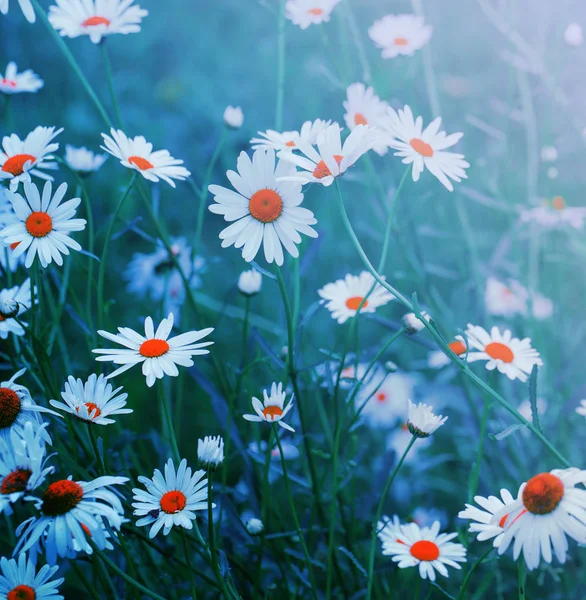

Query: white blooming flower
[251,119,331,152]
[65,145,108,174]
[407,400,447,438]
[285,0,341,29]
[243,382,295,432]
[197,435,224,469]
[0,62,43,95]
[368,14,432,59]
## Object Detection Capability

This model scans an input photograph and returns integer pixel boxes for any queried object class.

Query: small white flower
[197,435,224,469]
[285,0,341,29]
[368,14,432,59]
[407,400,447,438]
[238,269,262,296]
[243,382,295,432]
[520,196,586,230]
[0,62,43,95]
[402,311,430,333]
[564,23,583,47]
[65,145,108,174]
[245,516,264,535]
[224,106,244,129]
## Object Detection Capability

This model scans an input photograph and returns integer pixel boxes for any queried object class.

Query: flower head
[0,62,43,95]
[0,279,33,339]
[197,435,224,469]
[285,0,341,29]
[251,119,331,152]
[0,553,64,600]
[402,311,430,334]
[407,400,447,438]
[238,269,262,296]
[65,145,108,174]
[368,14,432,58]
[0,0,35,22]
[224,106,244,129]
[520,198,586,230]
[243,382,295,432]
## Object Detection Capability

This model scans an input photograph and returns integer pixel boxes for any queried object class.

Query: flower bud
[224,106,244,129]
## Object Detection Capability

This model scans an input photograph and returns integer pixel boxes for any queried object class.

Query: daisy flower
[520,196,586,230]
[208,148,318,266]
[50,373,132,425]
[0,279,33,339]
[368,14,432,59]
[377,514,403,545]
[65,145,108,174]
[277,122,379,186]
[243,382,295,432]
[465,324,542,383]
[485,277,527,317]
[197,435,224,469]
[16,474,127,564]
[343,83,390,156]
[285,0,341,29]
[0,62,43,95]
[224,106,243,129]
[0,422,54,516]
[93,312,214,388]
[132,458,209,538]
[493,468,586,570]
[0,181,86,269]
[48,0,148,44]
[0,127,62,192]
[407,400,447,438]
[381,105,469,192]
[380,521,467,581]
[238,269,262,296]
[101,129,190,187]
[0,553,63,600]
[458,488,518,548]
[250,119,331,152]
[427,338,467,369]
[0,0,35,22]
[318,271,394,324]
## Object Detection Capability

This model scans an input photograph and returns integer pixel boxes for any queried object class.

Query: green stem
[207,473,232,599]
[100,42,124,128]
[158,380,181,464]
[518,558,526,600]
[181,529,198,600]
[87,423,106,475]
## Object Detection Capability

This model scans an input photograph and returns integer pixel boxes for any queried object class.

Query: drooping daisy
[16,474,127,564]
[318,271,394,324]
[0,181,86,269]
[520,196,586,230]
[493,468,586,570]
[380,521,467,582]
[0,553,64,600]
[0,127,62,192]
[407,400,447,438]
[132,458,209,538]
[458,487,518,548]
[285,0,341,29]
[65,145,108,174]
[208,148,318,266]
[0,0,35,22]
[48,0,148,44]
[343,83,390,156]
[427,338,467,368]
[93,312,214,388]
[277,122,379,186]
[0,279,33,339]
[368,14,432,59]
[243,382,295,432]
[197,435,224,469]
[0,62,43,95]
[380,105,469,192]
[50,373,132,425]
[465,324,542,383]
[250,119,332,152]
[101,129,190,187]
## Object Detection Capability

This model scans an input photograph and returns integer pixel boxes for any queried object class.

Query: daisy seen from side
[65,145,108,174]
[0,62,43,95]
[285,0,341,29]
[250,119,331,152]
[407,400,447,438]
[243,382,295,432]
[368,14,432,59]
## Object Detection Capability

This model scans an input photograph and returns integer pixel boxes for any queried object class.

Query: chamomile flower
[101,129,190,187]
[0,62,43,95]
[493,468,586,570]
[243,382,295,432]
[368,14,432,59]
[407,400,447,438]
[0,181,86,269]
[464,324,542,383]
[277,122,379,186]
[318,271,394,324]
[0,0,35,22]
[485,278,527,317]
[16,474,127,564]
[285,0,341,29]
[64,145,108,174]
[0,127,62,192]
[250,119,331,152]
[377,515,403,546]
[381,105,469,191]
[48,0,148,44]
[132,458,209,538]
[0,553,64,600]
[458,488,518,548]
[380,521,467,581]
[0,279,33,339]
[93,313,214,388]
[208,148,318,266]
[520,196,586,230]
[343,83,390,156]
[197,435,224,469]
[50,373,132,425]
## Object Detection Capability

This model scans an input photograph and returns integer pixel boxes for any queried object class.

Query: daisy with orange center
[485,277,553,320]
[520,199,586,230]
[0,279,33,339]
[243,382,295,432]
[93,312,214,388]
[132,458,210,538]
[492,468,586,570]
[48,0,148,44]
[208,148,318,266]
[0,554,64,600]
[101,129,190,187]
[428,337,468,368]
[250,119,331,152]
[464,324,542,383]
[0,62,43,95]
[368,14,432,59]
[285,0,341,29]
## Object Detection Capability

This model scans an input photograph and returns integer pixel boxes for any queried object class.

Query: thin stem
[87,423,106,475]
[100,42,124,128]
[518,558,526,600]
[158,380,181,464]
[181,529,198,600]
[207,473,232,600]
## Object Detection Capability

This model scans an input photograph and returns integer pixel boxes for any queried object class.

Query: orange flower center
[354,113,368,126]
[128,156,154,171]
[484,341,514,363]
[312,154,343,180]
[82,16,111,27]
[160,490,187,514]
[1,468,32,495]
[308,7,324,15]
[345,296,368,310]
[42,480,84,516]
[522,473,564,515]
[262,405,283,420]
[2,79,17,88]
[249,189,283,223]
[394,37,409,46]
[552,196,565,211]
[139,339,170,358]
[2,153,36,176]
[410,540,440,561]
[25,212,53,238]
[8,586,36,600]
[0,387,21,429]
[376,392,387,403]
[77,402,101,418]
[410,138,434,158]
[449,340,466,355]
